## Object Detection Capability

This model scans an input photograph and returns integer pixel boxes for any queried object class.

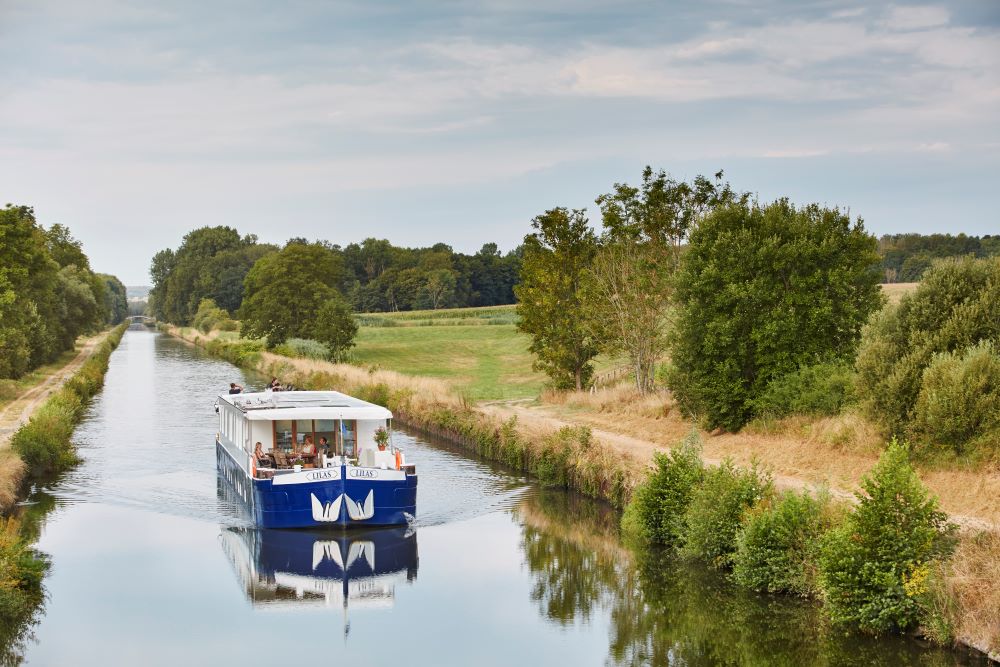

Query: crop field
[881,282,919,304]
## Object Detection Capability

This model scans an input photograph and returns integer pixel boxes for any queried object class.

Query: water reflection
[517,490,986,667]
[220,526,418,616]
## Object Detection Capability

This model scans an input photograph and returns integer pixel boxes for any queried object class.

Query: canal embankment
[160,322,999,662]
[0,323,128,512]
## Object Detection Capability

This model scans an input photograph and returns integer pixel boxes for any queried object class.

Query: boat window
[315,420,337,455]
[342,420,357,458]
[274,420,293,453]
[294,420,314,446]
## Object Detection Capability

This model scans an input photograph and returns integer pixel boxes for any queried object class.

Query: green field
[353,321,544,401]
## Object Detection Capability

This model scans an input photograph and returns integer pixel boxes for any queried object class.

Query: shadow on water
[517,489,990,667]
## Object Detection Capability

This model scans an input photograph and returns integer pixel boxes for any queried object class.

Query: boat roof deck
[219,390,392,421]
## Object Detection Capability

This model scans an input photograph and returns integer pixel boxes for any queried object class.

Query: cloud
[885,5,950,31]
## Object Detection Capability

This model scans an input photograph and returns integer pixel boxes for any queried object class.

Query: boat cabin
[216,390,399,476]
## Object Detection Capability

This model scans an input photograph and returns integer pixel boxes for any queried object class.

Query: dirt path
[0,332,108,450]
[480,400,998,533]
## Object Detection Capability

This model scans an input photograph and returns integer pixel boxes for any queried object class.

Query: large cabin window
[294,419,314,449]
[315,420,337,456]
[274,420,293,452]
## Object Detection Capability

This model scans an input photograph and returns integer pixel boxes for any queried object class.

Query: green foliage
[311,295,358,361]
[0,206,120,379]
[670,198,883,431]
[204,338,264,367]
[755,361,857,418]
[732,489,836,596]
[879,232,1000,283]
[98,273,128,324]
[818,441,956,634]
[11,323,127,477]
[515,208,600,390]
[148,225,277,324]
[911,341,1000,456]
[273,338,331,361]
[238,241,352,347]
[855,256,1000,451]
[0,517,49,653]
[621,430,704,546]
[681,460,773,568]
[192,298,230,334]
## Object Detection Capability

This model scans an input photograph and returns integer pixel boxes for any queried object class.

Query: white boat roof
[219,390,392,421]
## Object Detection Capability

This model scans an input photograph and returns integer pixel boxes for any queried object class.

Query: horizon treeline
[879,232,1000,282]
[0,205,128,379]
[147,229,522,324]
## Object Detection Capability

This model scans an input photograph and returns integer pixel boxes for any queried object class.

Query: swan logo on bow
[311,490,375,522]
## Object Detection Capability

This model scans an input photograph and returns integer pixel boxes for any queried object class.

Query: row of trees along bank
[516,167,1000,458]
[0,205,128,380]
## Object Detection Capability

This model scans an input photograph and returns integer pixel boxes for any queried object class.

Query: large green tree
[238,241,353,347]
[670,199,883,431]
[515,208,600,390]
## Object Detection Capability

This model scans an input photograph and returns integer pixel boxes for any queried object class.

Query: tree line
[879,232,1000,282]
[0,205,127,379]
[148,229,523,357]
[517,167,1000,455]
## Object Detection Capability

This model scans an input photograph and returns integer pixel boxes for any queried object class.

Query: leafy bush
[818,441,956,634]
[0,517,48,635]
[732,489,836,596]
[681,460,772,568]
[191,298,230,334]
[856,256,1000,447]
[755,362,856,418]
[621,430,705,546]
[273,338,331,361]
[911,341,1000,456]
[311,297,358,361]
[0,381,18,402]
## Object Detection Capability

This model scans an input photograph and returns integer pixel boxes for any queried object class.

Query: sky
[1,0,998,285]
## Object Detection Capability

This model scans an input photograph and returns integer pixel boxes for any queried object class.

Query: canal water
[12,329,984,665]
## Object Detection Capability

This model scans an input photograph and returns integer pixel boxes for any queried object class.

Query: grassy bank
[2,323,128,508]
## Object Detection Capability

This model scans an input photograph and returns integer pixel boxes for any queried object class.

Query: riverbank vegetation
[9,323,128,480]
[0,205,127,380]
[624,438,960,637]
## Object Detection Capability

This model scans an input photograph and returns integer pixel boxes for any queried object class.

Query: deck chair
[273,451,290,469]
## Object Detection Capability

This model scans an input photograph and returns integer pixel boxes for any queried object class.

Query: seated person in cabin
[228,382,243,395]
[300,435,317,461]
[318,436,330,457]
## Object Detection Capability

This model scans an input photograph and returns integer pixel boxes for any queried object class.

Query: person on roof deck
[228,382,243,394]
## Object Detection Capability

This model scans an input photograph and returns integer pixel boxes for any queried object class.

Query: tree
[98,274,128,325]
[582,241,669,393]
[238,242,350,347]
[515,208,600,391]
[670,199,883,431]
[311,296,358,361]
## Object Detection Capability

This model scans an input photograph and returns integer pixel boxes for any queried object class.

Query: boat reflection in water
[220,526,418,622]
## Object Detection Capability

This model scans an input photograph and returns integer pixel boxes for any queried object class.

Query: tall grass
[10,323,128,479]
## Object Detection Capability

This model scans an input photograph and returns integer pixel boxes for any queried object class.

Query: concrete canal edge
[0,322,129,513]
[159,324,998,663]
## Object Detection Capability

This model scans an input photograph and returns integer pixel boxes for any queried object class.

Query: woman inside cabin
[300,435,317,463]
[254,442,270,467]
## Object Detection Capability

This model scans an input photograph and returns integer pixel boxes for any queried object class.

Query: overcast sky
[1,0,998,284]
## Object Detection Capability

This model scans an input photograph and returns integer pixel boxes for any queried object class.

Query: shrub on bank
[192,298,230,334]
[732,489,837,596]
[755,362,856,418]
[621,430,704,546]
[681,460,772,569]
[204,338,264,367]
[818,441,957,635]
[10,323,127,478]
[911,341,1000,457]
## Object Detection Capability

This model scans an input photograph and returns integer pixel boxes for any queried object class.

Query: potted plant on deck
[374,426,390,451]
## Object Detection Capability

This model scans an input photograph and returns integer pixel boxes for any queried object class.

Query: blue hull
[217,441,417,529]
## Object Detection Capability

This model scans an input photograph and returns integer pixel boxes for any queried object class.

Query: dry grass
[881,282,920,304]
[936,531,1000,658]
[0,449,26,512]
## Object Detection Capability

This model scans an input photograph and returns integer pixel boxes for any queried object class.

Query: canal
[12,329,984,665]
